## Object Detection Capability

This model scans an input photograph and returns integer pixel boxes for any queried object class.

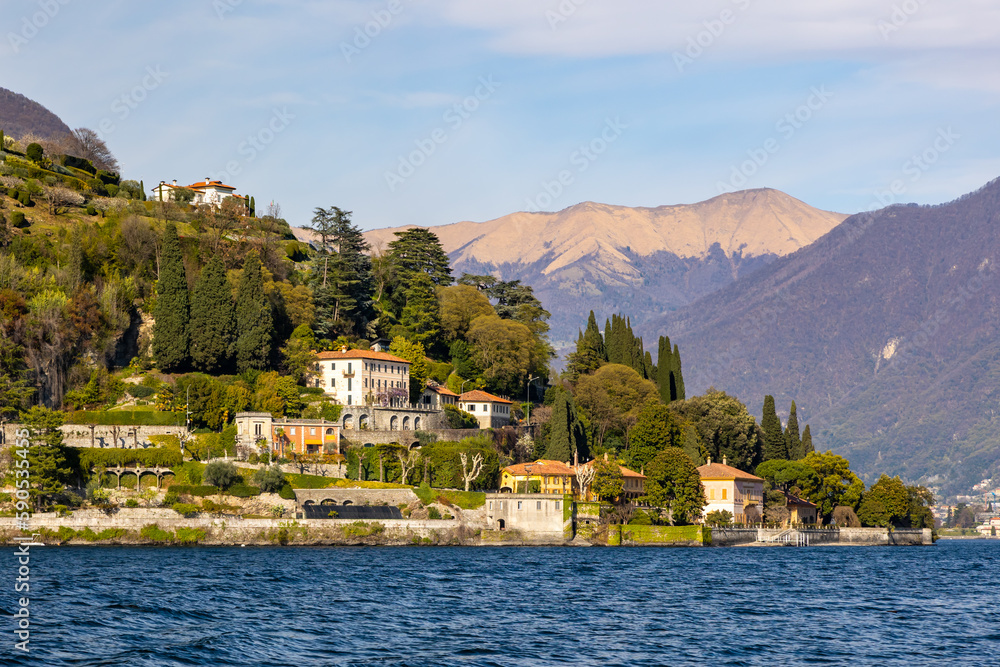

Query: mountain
[645,178,1000,495]
[360,189,846,346]
[0,87,73,141]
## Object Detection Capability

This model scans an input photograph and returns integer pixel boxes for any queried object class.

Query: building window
[722,489,727,500]
[517,501,522,510]
[330,378,335,388]
[555,501,560,509]
[348,362,353,373]
[254,423,261,435]
[347,378,352,391]
[290,428,296,435]
[468,405,475,412]
[536,501,541,510]
[489,501,493,510]
[310,428,316,435]
[710,488,715,500]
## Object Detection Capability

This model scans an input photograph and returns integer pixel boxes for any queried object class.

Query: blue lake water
[4,539,999,666]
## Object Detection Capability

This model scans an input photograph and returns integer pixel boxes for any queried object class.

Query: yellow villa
[500,456,646,501]
[697,456,764,524]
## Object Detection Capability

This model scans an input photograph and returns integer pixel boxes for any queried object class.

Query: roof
[504,460,576,476]
[578,459,646,479]
[187,180,236,191]
[425,383,458,397]
[785,494,816,508]
[697,461,764,482]
[460,389,512,404]
[316,349,410,364]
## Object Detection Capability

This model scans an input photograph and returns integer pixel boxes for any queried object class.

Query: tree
[857,474,911,527]
[396,447,419,485]
[801,425,814,456]
[591,456,624,502]
[310,206,375,338]
[459,451,484,491]
[754,459,818,494]
[252,465,287,493]
[576,463,596,499]
[832,505,861,527]
[546,388,588,464]
[785,401,803,460]
[388,228,453,287]
[22,407,71,509]
[235,250,274,372]
[0,338,33,418]
[153,223,190,371]
[574,364,658,448]
[907,485,935,529]
[797,451,865,520]
[641,447,705,525]
[705,509,733,527]
[26,142,43,163]
[669,390,762,472]
[189,254,236,373]
[281,324,318,386]
[389,336,430,403]
[43,186,84,215]
[438,285,495,342]
[465,315,537,396]
[760,395,787,461]
[394,272,441,346]
[71,128,120,173]
[655,335,685,403]
[626,402,684,473]
[566,311,606,380]
[203,461,241,490]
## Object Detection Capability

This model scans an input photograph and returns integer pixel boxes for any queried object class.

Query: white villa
[697,457,765,524]
[314,345,411,406]
[151,177,248,210]
[458,390,513,429]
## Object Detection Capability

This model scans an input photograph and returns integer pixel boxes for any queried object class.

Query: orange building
[697,456,764,524]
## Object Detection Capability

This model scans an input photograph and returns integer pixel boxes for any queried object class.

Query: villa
[458,389,513,429]
[697,457,764,524]
[151,177,248,210]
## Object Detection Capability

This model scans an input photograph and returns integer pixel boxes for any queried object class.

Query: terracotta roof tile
[315,349,410,364]
[697,461,763,482]
[504,460,576,476]
[460,389,512,404]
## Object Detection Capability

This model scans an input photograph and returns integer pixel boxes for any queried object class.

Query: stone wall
[0,422,182,449]
[293,488,420,507]
[621,525,709,546]
[710,527,760,546]
[339,428,484,447]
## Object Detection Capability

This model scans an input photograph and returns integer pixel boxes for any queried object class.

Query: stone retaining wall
[710,527,760,546]
[1,422,182,449]
[292,488,420,507]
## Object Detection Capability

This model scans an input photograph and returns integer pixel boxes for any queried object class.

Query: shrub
[18,191,30,206]
[25,143,43,163]
[105,183,119,197]
[140,524,173,542]
[253,465,287,493]
[10,210,25,227]
[125,384,156,399]
[86,205,97,216]
[227,484,261,498]
[162,491,179,505]
[278,484,295,500]
[428,507,442,520]
[202,461,240,490]
[705,509,734,527]
[125,499,139,508]
[174,528,206,544]
[0,492,11,503]
[172,503,200,517]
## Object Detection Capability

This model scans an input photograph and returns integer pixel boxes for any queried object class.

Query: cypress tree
[249,196,256,217]
[801,424,814,456]
[139,180,146,201]
[546,389,586,464]
[235,250,274,372]
[656,336,673,403]
[189,254,236,373]
[785,401,802,460]
[566,311,606,379]
[672,343,685,400]
[760,395,787,461]
[152,222,189,371]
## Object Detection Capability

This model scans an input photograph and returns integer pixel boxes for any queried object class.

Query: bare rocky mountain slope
[360,189,846,346]
[0,87,73,141]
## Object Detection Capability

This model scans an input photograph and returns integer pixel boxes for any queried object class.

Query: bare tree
[43,186,84,215]
[72,128,119,172]
[459,452,484,492]
[108,424,123,449]
[576,463,596,500]
[396,447,419,485]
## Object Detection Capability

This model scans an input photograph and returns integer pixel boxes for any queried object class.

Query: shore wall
[622,525,709,546]
[711,528,760,546]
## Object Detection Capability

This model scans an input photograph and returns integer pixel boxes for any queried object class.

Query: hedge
[278,484,296,500]
[73,447,182,470]
[227,484,261,498]
[65,410,180,426]
[166,484,220,497]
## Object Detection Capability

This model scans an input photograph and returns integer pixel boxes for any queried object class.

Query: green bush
[428,507,442,520]
[140,524,173,542]
[25,143,43,163]
[10,210,25,227]
[17,191,30,206]
[125,499,139,508]
[72,447,182,471]
[64,410,179,426]
[0,493,11,503]
[203,461,240,490]
[168,484,219,497]
[227,484,261,498]
[174,527,206,544]
[125,384,156,399]
[253,465,287,493]
[162,491,179,505]
[278,484,296,500]
[86,205,97,216]
[105,183,119,197]
[443,404,479,429]
[172,502,201,517]
[62,155,96,174]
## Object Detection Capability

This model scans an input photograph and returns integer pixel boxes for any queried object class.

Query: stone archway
[390,415,399,431]
[343,414,354,430]
[402,416,411,430]
[413,417,421,430]
[498,519,506,530]
[320,499,336,506]
[359,414,369,429]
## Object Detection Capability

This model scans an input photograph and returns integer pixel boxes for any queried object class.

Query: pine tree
[801,424,814,456]
[388,228,453,287]
[395,272,441,346]
[785,401,802,460]
[189,254,236,373]
[152,222,189,371]
[311,206,375,339]
[566,311,606,379]
[760,395,787,461]
[235,250,274,372]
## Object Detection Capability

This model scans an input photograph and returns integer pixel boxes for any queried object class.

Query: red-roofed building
[697,456,764,524]
[151,177,247,210]
[459,390,513,429]
[314,344,411,407]
[500,456,646,500]
[421,381,458,410]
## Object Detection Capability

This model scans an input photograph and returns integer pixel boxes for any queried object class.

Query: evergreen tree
[389,228,453,287]
[546,389,587,464]
[235,250,274,372]
[566,311,606,379]
[139,180,146,201]
[249,196,256,217]
[785,401,802,460]
[760,395,787,461]
[153,222,189,371]
[394,272,441,346]
[310,206,375,338]
[672,344,686,400]
[656,336,674,403]
[801,424,814,456]
[189,254,236,373]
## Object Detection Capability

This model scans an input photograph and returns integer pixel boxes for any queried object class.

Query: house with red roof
[458,389,513,429]
[151,177,248,210]
[697,456,764,524]
[421,381,458,410]
[314,344,411,407]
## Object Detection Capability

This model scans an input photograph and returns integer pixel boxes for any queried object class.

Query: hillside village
[0,123,971,546]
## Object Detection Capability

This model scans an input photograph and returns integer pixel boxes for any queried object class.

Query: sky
[3,0,1000,231]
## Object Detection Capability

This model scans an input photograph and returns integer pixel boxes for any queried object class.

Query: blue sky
[3,0,1000,230]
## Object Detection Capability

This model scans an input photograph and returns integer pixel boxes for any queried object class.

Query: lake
[5,540,999,666]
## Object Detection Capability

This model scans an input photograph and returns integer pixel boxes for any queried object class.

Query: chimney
[340,345,348,353]
[723,455,727,466]
[172,179,177,186]
[205,176,211,184]
[707,456,712,465]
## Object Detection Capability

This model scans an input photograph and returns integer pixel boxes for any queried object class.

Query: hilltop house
[151,177,247,210]
[458,390,513,429]
[697,457,764,524]
[421,382,458,410]
[314,345,411,407]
